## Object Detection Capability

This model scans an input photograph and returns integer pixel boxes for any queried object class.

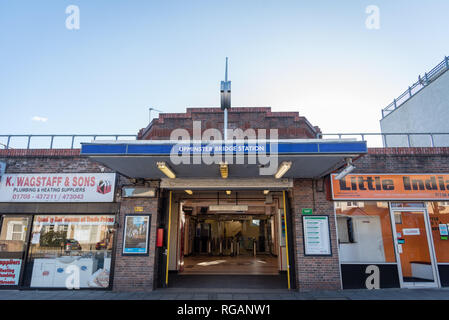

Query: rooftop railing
[319,133,449,148]
[0,134,137,150]
[1,133,449,150]
[381,56,449,119]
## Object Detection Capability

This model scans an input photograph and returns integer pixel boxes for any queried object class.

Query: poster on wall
[303,216,331,256]
[123,215,151,255]
[0,173,116,202]
[0,259,22,286]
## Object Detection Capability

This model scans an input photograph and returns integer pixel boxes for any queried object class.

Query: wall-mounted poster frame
[122,214,151,256]
[302,215,332,256]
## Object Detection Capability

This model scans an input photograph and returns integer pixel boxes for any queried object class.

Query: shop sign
[403,228,420,236]
[0,173,116,202]
[0,259,22,286]
[331,174,449,200]
[302,208,313,215]
[33,215,115,226]
[134,206,144,212]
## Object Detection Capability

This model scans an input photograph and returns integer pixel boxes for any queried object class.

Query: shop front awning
[80,139,367,180]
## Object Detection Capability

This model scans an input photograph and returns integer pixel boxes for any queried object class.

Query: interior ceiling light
[219,162,228,179]
[157,161,176,179]
[263,190,270,195]
[226,190,231,195]
[335,158,355,180]
[209,204,248,212]
[274,161,292,179]
[185,190,193,195]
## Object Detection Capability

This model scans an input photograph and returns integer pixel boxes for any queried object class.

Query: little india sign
[331,174,449,200]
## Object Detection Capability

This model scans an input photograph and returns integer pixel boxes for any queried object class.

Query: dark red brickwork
[0,152,112,174]
[138,107,321,140]
[354,147,449,173]
[0,149,81,157]
[291,179,341,291]
[112,197,159,291]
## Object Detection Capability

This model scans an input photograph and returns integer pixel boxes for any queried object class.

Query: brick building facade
[1,109,449,292]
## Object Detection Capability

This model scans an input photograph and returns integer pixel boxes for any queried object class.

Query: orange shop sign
[331,174,449,200]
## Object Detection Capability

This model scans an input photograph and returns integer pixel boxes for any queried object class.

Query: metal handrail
[382,56,449,119]
[0,134,137,150]
[320,132,449,148]
[1,133,448,150]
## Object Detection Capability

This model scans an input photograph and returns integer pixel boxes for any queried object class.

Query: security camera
[335,158,355,180]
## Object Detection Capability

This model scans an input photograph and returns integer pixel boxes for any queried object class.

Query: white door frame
[389,204,440,288]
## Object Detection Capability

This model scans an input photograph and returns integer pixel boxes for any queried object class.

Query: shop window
[24,215,115,289]
[427,202,449,263]
[335,201,396,263]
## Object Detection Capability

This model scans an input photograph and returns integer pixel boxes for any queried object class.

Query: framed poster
[302,215,332,256]
[122,215,151,255]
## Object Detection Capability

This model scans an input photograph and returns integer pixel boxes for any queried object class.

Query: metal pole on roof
[221,57,231,141]
[149,107,163,124]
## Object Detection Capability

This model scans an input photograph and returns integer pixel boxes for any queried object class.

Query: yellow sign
[134,206,144,212]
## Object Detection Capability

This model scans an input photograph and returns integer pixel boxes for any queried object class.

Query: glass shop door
[390,209,439,288]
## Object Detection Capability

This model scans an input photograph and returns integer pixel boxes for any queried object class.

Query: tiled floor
[181,255,278,275]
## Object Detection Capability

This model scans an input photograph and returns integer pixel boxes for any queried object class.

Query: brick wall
[291,179,341,291]
[112,196,159,291]
[138,107,321,140]
[0,150,109,174]
[353,147,449,173]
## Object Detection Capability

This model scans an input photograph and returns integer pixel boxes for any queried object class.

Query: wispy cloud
[32,116,48,122]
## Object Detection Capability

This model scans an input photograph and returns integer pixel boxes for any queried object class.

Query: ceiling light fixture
[157,161,176,179]
[274,161,292,179]
[219,162,228,179]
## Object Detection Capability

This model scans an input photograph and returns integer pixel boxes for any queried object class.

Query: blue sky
[1,0,448,139]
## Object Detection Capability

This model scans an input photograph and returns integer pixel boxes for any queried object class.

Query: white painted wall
[380,70,449,147]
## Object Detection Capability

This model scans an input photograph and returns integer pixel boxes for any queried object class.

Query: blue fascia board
[80,141,367,156]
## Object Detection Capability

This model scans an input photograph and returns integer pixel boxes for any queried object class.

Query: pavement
[1,287,449,300]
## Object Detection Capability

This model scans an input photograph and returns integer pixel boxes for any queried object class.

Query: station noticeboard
[331,173,449,200]
[302,215,331,256]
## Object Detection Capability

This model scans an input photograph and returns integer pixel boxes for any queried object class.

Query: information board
[303,215,331,256]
